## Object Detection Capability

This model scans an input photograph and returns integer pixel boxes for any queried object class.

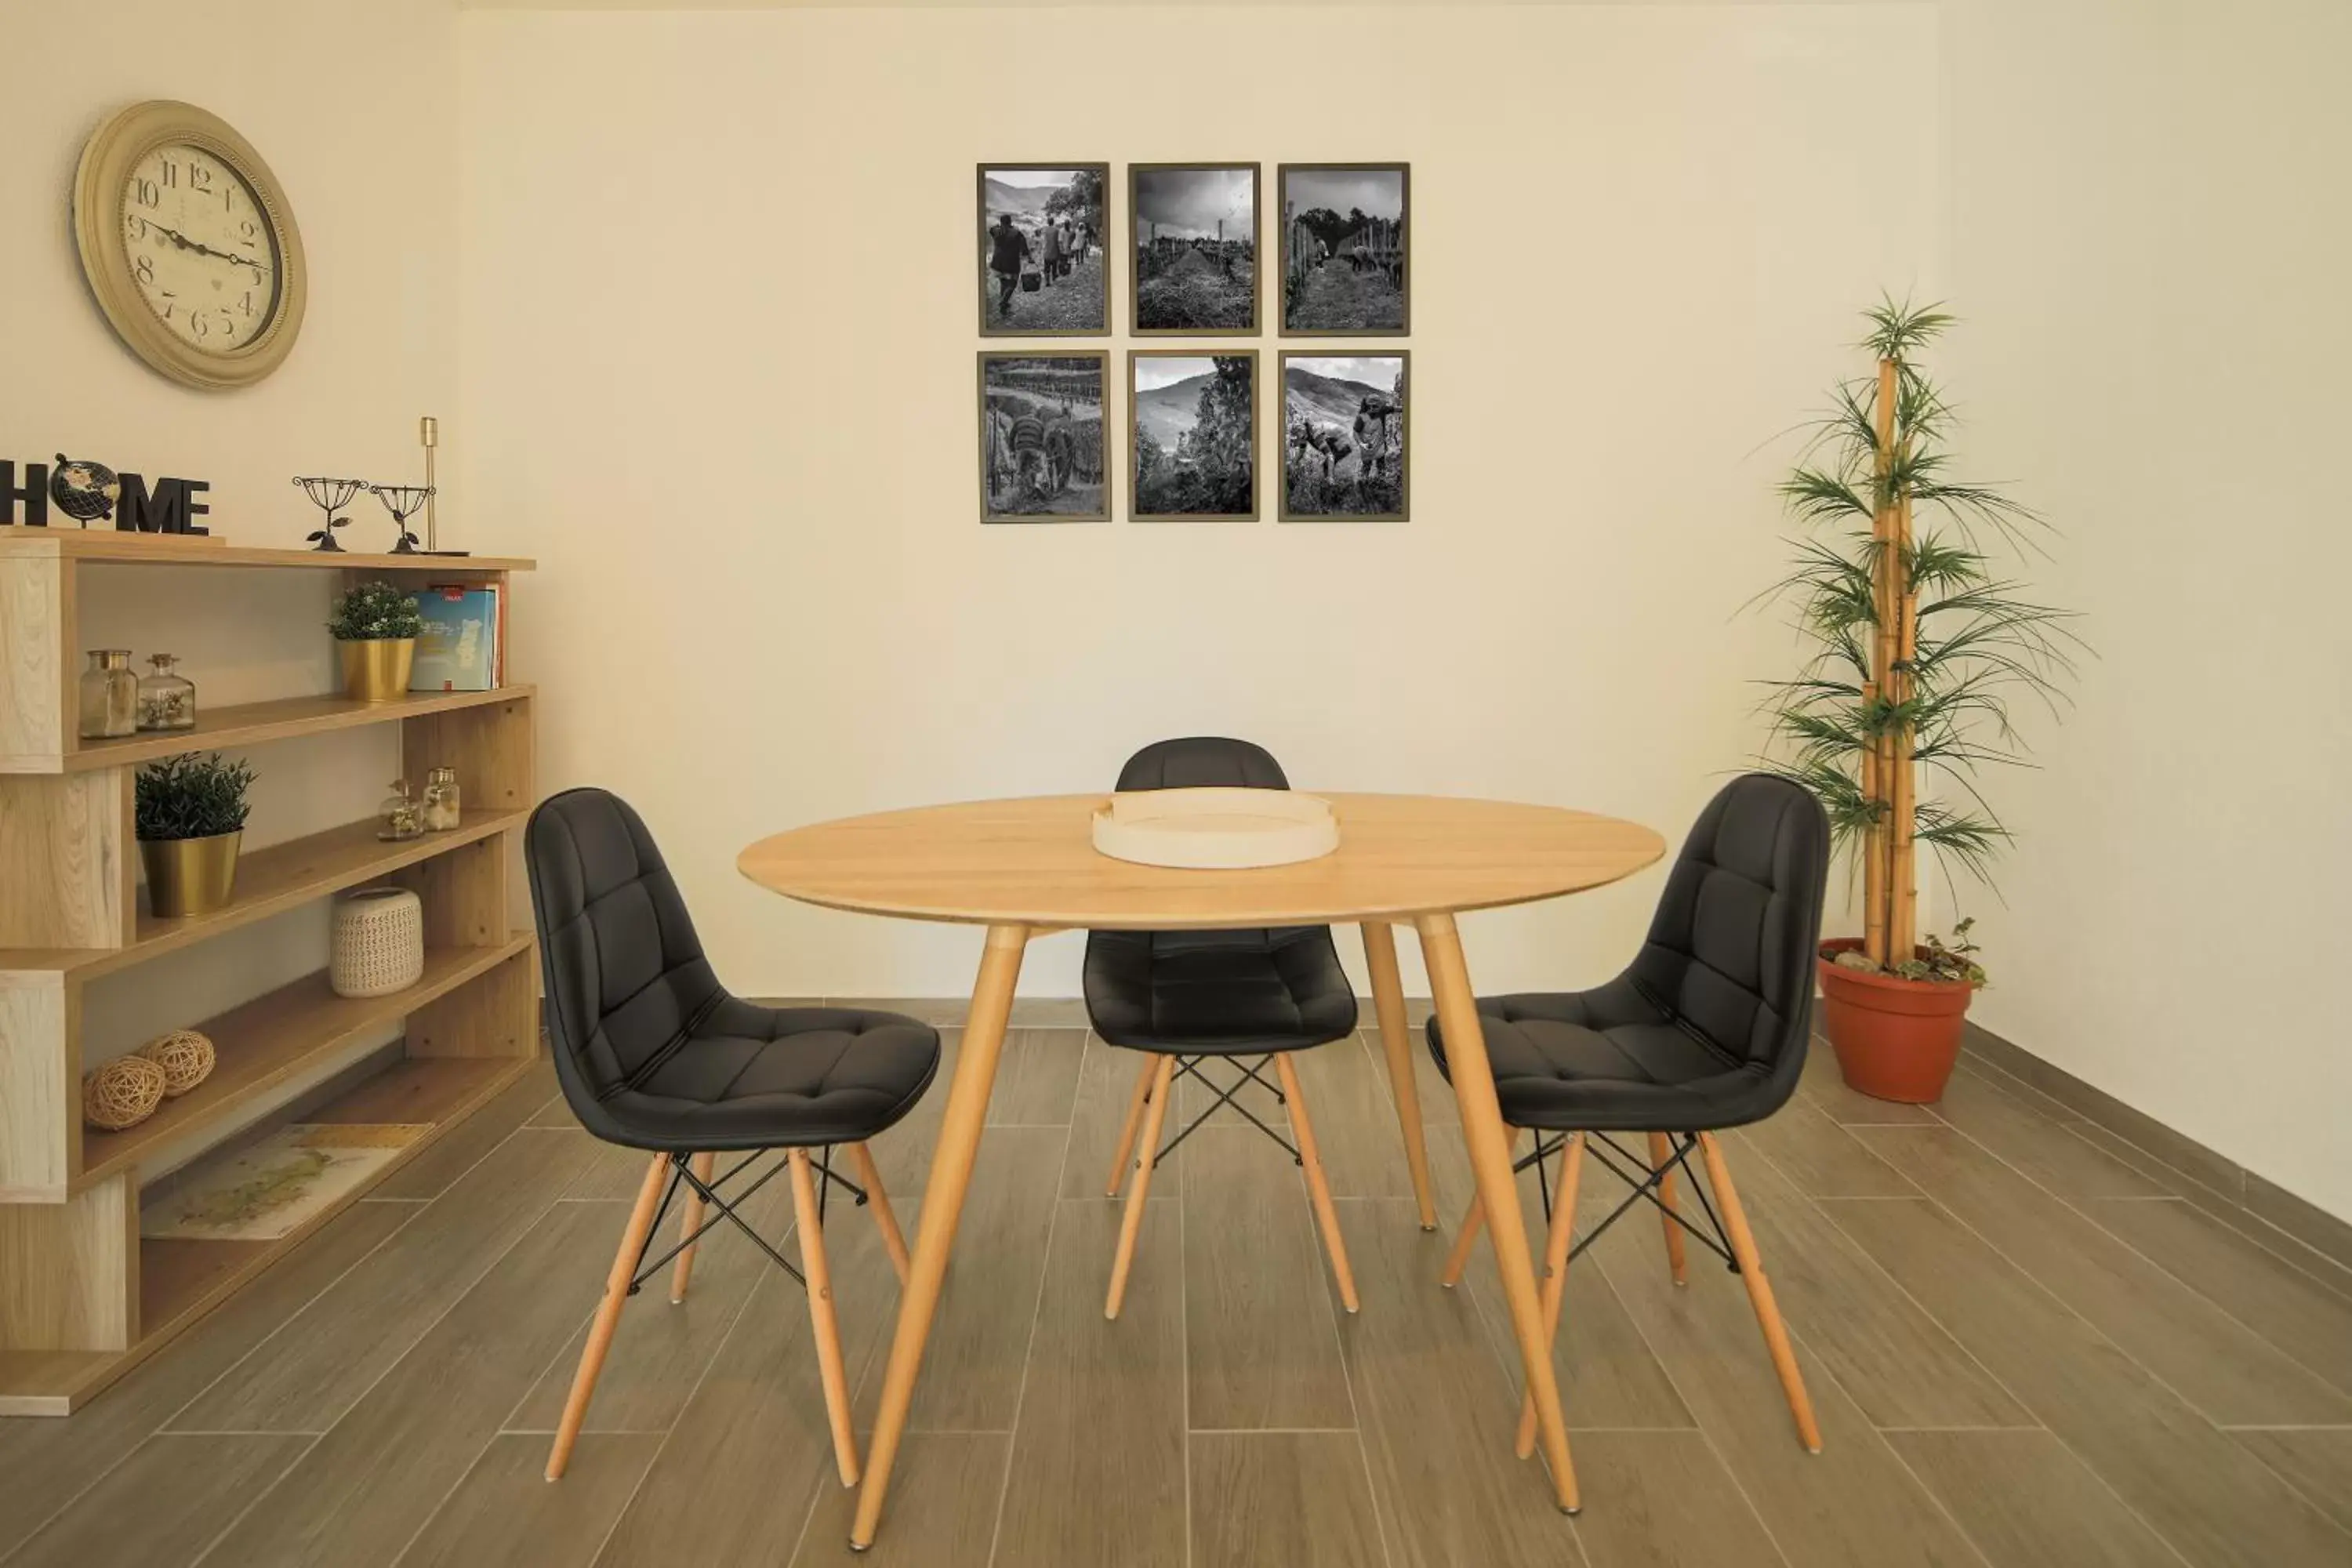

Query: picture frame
[978,163,1111,337]
[1129,162,1262,336]
[978,351,1112,523]
[1279,351,1410,523]
[1129,350,1259,522]
[1277,162,1410,337]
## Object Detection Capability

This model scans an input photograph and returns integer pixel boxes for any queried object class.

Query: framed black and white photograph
[979,352,1109,523]
[1131,163,1260,335]
[978,164,1109,336]
[1279,163,1409,336]
[1280,352,1409,521]
[1130,351,1258,521]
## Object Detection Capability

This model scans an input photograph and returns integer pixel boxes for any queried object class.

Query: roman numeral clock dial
[73,100,308,389]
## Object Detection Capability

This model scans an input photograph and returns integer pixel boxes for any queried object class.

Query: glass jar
[136,653,198,731]
[78,650,137,739]
[421,767,461,831]
[377,779,423,841]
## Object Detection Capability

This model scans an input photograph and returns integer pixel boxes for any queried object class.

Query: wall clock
[71,100,308,390]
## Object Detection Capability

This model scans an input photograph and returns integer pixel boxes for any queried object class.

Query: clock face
[119,141,281,354]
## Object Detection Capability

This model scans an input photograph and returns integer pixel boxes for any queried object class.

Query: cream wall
[0,0,468,1150]
[456,1,1941,1011]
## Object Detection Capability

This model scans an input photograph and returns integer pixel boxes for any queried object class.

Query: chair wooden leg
[668,1152,716,1303]
[1697,1131,1822,1453]
[848,1142,910,1288]
[1439,1127,1519,1288]
[1105,1053,1176,1319]
[1105,1052,1158,1198]
[1275,1051,1358,1313]
[790,1148,862,1488]
[1516,1133,1584,1458]
[1649,1131,1689,1287]
[1361,920,1439,1229]
[547,1152,669,1481]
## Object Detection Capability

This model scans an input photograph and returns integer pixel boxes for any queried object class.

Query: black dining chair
[525,787,942,1489]
[1425,772,1830,1457]
[1087,737,1362,1319]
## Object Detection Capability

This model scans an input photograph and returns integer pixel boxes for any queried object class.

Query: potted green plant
[1761,301,2079,1102]
[136,752,257,918]
[329,579,425,701]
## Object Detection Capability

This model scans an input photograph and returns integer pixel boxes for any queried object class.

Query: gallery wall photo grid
[978,351,1110,524]
[1130,351,1258,522]
[1131,163,1261,336]
[1280,352,1408,523]
[978,164,1111,336]
[1278,163,1408,336]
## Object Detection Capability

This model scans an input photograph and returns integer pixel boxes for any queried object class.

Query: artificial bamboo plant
[1764,300,2079,975]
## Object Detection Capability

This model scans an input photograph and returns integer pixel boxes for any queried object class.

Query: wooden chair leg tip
[848,1540,872,1555]
[1419,1221,1437,1232]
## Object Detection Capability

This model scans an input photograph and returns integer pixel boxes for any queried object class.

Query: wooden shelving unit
[0,527,541,1415]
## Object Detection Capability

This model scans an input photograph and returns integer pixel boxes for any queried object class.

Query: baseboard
[1960,1019,2352,1274]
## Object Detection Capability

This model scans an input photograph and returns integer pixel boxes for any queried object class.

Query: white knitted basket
[331,886,424,998]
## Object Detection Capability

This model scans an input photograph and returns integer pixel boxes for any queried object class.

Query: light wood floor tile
[198,1200,621,1568]
[1857,1125,2352,1425]
[1064,1032,1147,1200]
[1824,1196,2352,1567]
[0,1199,412,1558]
[1333,1198,1584,1568]
[507,1171,791,1433]
[1181,1126,1357,1431]
[793,1431,1009,1568]
[2228,1428,2352,1534]
[5,1432,310,1568]
[1287,1037,1422,1201]
[1884,1428,2181,1568]
[1931,1069,2173,1199]
[991,1199,1187,1568]
[393,1432,660,1568]
[1563,1428,1788,1568]
[2085,1196,2352,1398]
[1796,1043,1942,1126]
[983,1027,1087,1127]
[169,1129,599,1433]
[1729,1102,1920,1198]
[1588,1196,1983,1567]
[852,1125,1064,1433]
[1189,1430,1390,1568]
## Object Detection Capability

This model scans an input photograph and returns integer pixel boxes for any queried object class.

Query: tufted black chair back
[1626,773,1828,1092]
[527,787,725,1144]
[1113,735,1290,793]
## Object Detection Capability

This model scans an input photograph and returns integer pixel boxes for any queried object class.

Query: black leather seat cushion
[528,788,941,1152]
[1083,737,1359,1057]
[1087,927,1359,1055]
[1425,775,1828,1134]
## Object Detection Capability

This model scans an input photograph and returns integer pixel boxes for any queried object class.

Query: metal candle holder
[292,476,369,552]
[369,484,435,554]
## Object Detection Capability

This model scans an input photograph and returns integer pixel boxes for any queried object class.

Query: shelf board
[74,932,535,1191]
[0,526,532,573]
[0,809,524,982]
[39,684,534,774]
[0,1051,534,1416]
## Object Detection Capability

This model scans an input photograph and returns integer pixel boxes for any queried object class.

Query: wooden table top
[738,793,1667,930]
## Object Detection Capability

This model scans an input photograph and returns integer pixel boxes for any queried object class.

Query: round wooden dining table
[739,792,1666,1548]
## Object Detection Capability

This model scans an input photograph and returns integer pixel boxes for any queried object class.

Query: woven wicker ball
[136,1029,216,1097]
[83,1054,168,1131]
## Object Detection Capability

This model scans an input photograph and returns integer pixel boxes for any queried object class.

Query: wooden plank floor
[5,1034,2349,1567]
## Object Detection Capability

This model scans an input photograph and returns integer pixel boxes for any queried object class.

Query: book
[408,584,501,692]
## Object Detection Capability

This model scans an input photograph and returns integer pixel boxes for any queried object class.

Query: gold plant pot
[141,830,242,919]
[339,637,416,702]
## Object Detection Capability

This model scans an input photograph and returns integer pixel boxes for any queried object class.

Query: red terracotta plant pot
[1816,938,1977,1104]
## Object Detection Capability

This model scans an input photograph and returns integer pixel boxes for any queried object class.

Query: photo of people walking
[1281,164,1408,334]
[979,353,1109,521]
[1131,164,1259,333]
[979,165,1109,335]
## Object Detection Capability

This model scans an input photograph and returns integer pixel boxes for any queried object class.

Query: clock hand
[145,222,272,274]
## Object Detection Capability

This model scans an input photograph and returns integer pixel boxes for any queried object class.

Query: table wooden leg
[1360,920,1438,1229]
[848,923,1029,1551]
[1416,912,1580,1513]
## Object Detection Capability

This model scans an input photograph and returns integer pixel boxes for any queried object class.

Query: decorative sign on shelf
[2,454,212,535]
